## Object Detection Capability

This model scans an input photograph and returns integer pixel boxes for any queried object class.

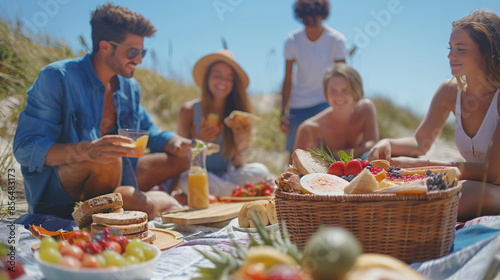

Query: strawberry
[361,159,370,168]
[345,160,363,177]
[328,161,345,177]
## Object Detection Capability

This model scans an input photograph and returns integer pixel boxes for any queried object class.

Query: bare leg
[458,180,500,222]
[135,153,189,192]
[115,186,182,218]
[58,158,122,202]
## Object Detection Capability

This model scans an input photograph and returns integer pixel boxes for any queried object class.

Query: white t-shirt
[284,25,348,109]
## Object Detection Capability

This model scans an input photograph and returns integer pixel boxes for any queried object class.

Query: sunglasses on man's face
[109,41,147,59]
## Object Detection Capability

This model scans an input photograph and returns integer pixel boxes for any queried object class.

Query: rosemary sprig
[307,147,336,165]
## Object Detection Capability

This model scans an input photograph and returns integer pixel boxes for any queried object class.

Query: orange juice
[122,135,149,158]
[188,166,209,209]
[206,113,219,126]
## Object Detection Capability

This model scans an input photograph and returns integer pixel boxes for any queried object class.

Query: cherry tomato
[81,254,101,268]
[67,230,91,244]
[104,241,122,254]
[73,239,89,252]
[60,245,84,260]
[57,256,82,269]
[208,195,219,203]
[4,258,25,279]
[85,241,103,255]
[57,240,71,251]
[109,236,129,253]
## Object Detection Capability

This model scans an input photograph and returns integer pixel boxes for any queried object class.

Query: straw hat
[192,49,249,89]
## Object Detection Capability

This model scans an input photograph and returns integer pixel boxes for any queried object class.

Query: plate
[31,229,183,252]
[35,243,160,280]
[150,228,183,251]
[229,218,279,233]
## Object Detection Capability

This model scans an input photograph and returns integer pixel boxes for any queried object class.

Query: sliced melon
[300,173,349,195]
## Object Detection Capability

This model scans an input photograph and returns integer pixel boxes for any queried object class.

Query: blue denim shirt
[13,54,175,218]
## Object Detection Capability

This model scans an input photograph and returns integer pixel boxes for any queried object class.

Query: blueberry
[426,178,434,185]
[426,170,433,176]
[347,174,354,181]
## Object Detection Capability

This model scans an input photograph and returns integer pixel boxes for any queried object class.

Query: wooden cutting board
[161,202,246,225]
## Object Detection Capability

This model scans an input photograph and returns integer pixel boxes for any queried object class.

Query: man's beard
[106,51,135,78]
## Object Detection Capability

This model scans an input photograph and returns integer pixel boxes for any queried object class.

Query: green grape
[142,245,156,261]
[102,249,128,267]
[39,247,62,263]
[124,254,140,265]
[125,238,144,253]
[95,254,107,267]
[39,237,58,251]
[125,246,145,262]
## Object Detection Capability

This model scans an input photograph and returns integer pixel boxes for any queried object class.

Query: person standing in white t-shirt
[280,0,348,163]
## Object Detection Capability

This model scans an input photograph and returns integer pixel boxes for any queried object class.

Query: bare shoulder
[434,79,459,108]
[357,98,375,108]
[300,116,321,130]
[436,79,458,98]
[354,99,376,115]
[179,99,200,118]
[180,99,198,111]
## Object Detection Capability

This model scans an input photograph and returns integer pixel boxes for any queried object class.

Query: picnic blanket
[412,216,500,280]
[3,215,500,279]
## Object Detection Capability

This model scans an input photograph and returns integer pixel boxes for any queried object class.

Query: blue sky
[1,0,499,117]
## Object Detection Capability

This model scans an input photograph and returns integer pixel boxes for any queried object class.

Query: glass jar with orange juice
[188,141,209,209]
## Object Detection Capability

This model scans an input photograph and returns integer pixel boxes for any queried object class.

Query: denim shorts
[285,102,329,152]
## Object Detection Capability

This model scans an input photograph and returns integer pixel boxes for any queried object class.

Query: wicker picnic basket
[274,182,462,263]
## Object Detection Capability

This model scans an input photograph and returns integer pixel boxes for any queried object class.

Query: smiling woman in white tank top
[368,10,500,222]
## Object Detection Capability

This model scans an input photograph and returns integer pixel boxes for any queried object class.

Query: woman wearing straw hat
[175,49,270,197]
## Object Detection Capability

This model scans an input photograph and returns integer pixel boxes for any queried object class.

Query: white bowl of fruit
[34,228,161,280]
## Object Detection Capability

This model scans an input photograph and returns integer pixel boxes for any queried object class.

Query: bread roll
[239,200,272,228]
[266,199,278,225]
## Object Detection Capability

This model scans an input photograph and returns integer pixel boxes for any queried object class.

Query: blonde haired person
[369,10,500,221]
[294,64,378,160]
[176,49,270,197]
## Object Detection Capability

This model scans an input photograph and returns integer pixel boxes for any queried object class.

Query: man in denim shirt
[13,3,191,219]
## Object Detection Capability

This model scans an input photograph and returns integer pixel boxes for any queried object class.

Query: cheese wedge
[344,169,379,194]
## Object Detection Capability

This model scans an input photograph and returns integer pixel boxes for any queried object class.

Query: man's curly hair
[90,2,156,54]
[294,0,330,26]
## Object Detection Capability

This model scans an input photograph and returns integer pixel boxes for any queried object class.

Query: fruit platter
[273,148,463,263]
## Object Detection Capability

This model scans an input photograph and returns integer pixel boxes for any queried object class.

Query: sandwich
[91,211,157,244]
[72,193,124,229]
[224,110,262,127]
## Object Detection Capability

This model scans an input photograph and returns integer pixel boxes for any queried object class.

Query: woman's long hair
[200,62,251,159]
[452,10,500,89]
